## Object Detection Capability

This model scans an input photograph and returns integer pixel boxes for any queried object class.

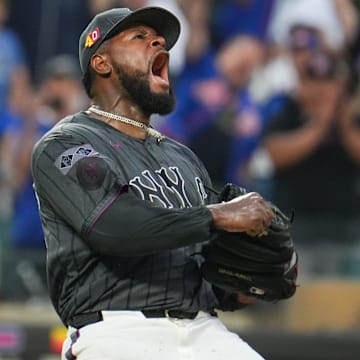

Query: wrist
[207,203,224,230]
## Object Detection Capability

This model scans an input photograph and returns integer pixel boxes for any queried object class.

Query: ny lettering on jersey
[129,166,207,208]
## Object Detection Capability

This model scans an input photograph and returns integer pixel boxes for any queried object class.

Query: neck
[92,95,150,126]
[87,105,165,143]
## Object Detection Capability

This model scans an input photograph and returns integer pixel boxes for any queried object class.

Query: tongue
[152,73,169,86]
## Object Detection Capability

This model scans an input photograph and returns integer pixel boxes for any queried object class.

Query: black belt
[68,309,217,329]
[142,309,199,319]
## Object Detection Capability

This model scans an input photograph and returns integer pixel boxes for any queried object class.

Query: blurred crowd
[1,0,360,302]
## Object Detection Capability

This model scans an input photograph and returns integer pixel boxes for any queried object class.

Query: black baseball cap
[79,7,181,75]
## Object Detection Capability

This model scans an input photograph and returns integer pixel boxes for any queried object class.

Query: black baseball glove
[201,183,298,302]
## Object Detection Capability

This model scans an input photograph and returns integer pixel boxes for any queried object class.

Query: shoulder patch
[76,157,108,190]
[55,144,98,175]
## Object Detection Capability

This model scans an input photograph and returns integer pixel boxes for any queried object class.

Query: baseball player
[31,6,274,360]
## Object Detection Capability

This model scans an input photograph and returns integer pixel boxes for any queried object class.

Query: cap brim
[106,7,180,51]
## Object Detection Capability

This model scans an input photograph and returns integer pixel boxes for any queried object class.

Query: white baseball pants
[62,310,265,360]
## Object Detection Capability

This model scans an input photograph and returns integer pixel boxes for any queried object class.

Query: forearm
[83,190,213,256]
[263,122,328,169]
[84,185,273,255]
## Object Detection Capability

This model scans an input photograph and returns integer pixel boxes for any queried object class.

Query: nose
[150,35,166,49]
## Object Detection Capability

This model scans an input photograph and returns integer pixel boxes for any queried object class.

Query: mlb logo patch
[85,27,101,48]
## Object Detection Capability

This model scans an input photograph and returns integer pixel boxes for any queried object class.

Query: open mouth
[151,52,170,89]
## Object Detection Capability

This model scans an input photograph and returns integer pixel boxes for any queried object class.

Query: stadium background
[0,0,360,358]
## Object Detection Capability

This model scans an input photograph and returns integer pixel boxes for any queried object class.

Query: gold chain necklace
[88,105,165,143]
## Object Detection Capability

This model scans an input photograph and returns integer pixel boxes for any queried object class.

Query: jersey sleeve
[31,128,214,256]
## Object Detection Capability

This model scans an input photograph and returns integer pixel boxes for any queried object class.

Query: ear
[90,54,112,77]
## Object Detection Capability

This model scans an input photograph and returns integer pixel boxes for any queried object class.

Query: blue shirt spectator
[4,112,49,247]
[160,35,266,189]
[211,0,276,47]
[0,108,12,136]
[0,28,27,111]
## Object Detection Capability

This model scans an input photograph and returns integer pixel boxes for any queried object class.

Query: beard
[115,65,175,117]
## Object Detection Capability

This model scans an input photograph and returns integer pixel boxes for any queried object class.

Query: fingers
[246,228,268,237]
[207,191,274,234]
[233,192,273,236]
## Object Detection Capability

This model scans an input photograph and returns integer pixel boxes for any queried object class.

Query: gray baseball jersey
[31,111,230,326]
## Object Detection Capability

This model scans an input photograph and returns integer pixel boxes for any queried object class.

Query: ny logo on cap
[85,27,101,48]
